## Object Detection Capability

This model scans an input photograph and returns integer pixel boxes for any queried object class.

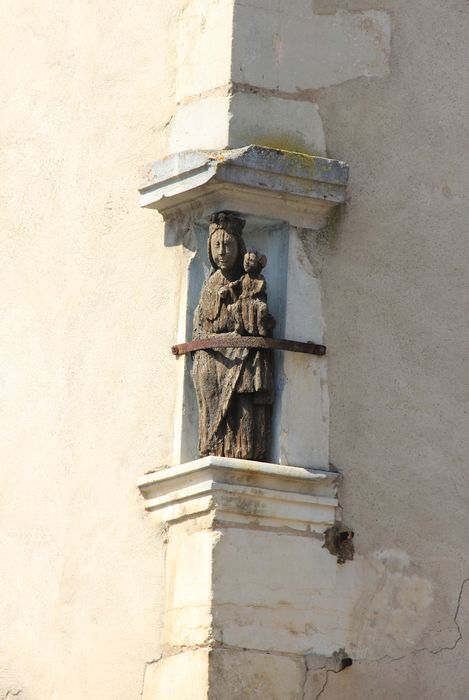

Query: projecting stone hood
[139,145,349,229]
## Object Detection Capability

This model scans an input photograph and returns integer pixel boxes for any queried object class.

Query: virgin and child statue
[192,211,275,461]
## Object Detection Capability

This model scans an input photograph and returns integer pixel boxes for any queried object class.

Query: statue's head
[208,212,246,272]
[243,251,267,274]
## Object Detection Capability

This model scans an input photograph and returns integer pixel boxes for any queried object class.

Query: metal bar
[171,336,326,357]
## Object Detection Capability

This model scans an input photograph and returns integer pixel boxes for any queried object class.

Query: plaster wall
[0,2,180,698]
[313,1,469,697]
[2,1,469,699]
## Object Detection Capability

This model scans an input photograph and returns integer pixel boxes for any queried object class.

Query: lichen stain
[243,134,312,157]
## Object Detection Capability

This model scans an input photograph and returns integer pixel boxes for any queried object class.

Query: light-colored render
[1,0,468,698]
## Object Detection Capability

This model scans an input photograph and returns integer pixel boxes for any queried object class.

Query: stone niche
[138,144,350,700]
[140,145,349,469]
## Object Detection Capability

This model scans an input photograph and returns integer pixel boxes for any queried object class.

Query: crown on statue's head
[209,211,246,237]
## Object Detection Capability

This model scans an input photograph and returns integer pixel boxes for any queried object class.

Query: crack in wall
[300,657,308,700]
[303,649,353,699]
[161,642,312,660]
[374,576,469,664]
[140,656,162,700]
[174,81,321,110]
[313,669,336,700]
[303,579,468,698]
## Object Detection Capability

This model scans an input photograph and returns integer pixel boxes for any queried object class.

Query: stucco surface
[315,0,469,696]
[0,1,177,698]
[1,0,469,698]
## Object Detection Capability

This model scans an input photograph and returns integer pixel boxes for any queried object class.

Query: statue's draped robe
[192,269,273,460]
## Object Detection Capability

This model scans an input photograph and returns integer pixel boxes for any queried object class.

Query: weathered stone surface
[160,0,391,157]
[142,648,309,700]
[139,457,344,698]
[280,230,329,467]
[139,145,348,229]
[140,458,434,666]
[228,92,327,156]
[4,0,469,698]
[138,456,339,530]
[192,212,275,461]
[208,649,306,700]
[232,3,391,92]
[168,95,232,156]
[142,650,209,700]
[171,0,232,103]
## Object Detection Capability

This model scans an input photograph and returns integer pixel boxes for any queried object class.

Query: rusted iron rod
[171,336,326,357]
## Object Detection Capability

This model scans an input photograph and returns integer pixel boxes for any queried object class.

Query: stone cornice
[139,145,349,229]
[138,456,339,531]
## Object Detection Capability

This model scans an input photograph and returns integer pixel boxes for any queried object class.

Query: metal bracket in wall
[171,336,326,357]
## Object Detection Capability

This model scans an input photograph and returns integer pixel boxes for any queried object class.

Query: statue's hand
[218,286,230,299]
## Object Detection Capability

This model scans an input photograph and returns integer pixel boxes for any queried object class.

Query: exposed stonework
[159,0,392,156]
[2,0,469,698]
[139,145,348,228]
[139,457,342,698]
[138,457,440,696]
[231,2,391,91]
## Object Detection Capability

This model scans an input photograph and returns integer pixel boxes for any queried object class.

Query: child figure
[231,251,275,337]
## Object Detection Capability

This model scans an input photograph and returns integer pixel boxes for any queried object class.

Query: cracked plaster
[2,0,469,698]
[306,575,469,699]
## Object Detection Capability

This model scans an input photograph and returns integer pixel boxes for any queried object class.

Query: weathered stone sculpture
[192,211,275,461]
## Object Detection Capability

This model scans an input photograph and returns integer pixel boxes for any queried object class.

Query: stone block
[142,650,209,700]
[138,456,339,530]
[208,648,306,700]
[228,92,327,156]
[232,4,391,91]
[139,457,344,658]
[142,648,307,700]
[168,96,231,155]
[211,527,341,654]
[139,145,348,229]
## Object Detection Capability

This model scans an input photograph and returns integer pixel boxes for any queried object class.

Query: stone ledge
[138,456,339,531]
[139,145,349,229]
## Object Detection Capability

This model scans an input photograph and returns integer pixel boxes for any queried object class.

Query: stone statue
[192,212,275,461]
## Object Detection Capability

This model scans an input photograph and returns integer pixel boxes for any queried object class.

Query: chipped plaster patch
[349,549,434,658]
[232,6,391,92]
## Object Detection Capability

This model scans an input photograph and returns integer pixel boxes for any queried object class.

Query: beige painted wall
[317,0,469,697]
[1,0,469,698]
[0,2,181,698]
